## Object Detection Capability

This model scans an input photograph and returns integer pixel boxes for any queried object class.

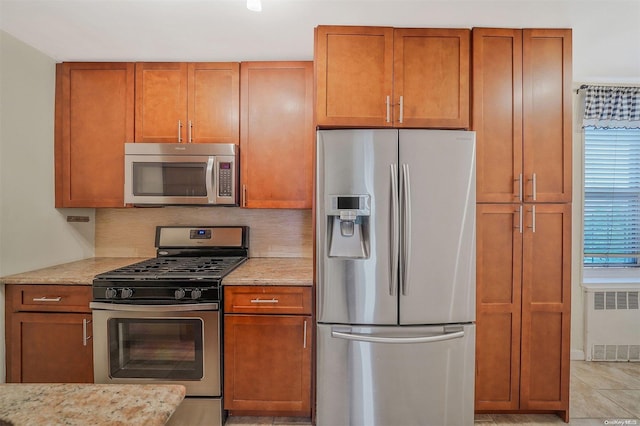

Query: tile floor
[224,361,640,425]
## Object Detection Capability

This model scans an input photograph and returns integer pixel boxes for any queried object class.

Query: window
[584,127,640,266]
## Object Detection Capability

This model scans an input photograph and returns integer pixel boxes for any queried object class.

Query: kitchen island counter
[223,257,313,286]
[0,383,185,426]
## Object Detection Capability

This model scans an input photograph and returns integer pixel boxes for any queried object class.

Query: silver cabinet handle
[32,297,61,302]
[515,173,523,202]
[242,184,247,207]
[303,320,307,349]
[385,95,390,123]
[527,205,536,233]
[401,163,412,296]
[532,172,537,200]
[390,164,399,296]
[332,329,464,344]
[527,173,537,200]
[250,298,279,304]
[399,95,404,124]
[513,206,523,233]
[188,120,193,143]
[82,318,92,347]
[177,120,183,143]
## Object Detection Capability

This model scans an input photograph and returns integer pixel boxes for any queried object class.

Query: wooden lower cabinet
[476,204,571,421]
[223,286,312,416]
[5,285,93,383]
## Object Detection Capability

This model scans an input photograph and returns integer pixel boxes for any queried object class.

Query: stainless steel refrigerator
[316,129,476,426]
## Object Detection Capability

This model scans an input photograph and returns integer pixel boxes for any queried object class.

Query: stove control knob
[175,288,186,300]
[191,289,202,300]
[120,288,133,299]
[105,288,117,299]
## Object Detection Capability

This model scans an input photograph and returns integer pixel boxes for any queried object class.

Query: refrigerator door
[316,323,476,426]
[398,130,476,324]
[316,129,399,325]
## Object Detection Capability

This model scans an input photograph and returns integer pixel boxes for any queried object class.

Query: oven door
[90,302,220,397]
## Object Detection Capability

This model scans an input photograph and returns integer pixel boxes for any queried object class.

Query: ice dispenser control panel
[326,195,370,258]
[327,195,370,217]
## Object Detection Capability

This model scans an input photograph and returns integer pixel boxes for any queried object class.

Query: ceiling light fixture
[247,0,262,12]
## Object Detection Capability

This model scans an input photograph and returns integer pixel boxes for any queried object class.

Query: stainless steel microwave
[124,143,238,206]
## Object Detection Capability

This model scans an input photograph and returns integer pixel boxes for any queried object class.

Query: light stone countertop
[0,383,185,426]
[0,257,313,287]
[222,257,313,286]
[0,257,149,285]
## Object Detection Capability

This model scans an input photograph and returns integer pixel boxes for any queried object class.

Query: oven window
[132,162,207,196]
[107,318,204,380]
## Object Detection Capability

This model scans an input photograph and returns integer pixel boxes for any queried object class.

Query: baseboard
[571,349,585,360]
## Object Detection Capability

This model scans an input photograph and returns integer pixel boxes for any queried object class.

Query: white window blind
[584,127,640,266]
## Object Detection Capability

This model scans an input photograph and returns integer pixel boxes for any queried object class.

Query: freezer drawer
[316,323,475,426]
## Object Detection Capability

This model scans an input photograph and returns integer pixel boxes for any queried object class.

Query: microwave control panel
[218,162,233,197]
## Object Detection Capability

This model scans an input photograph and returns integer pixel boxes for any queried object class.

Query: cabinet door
[224,315,312,415]
[475,204,522,411]
[472,28,523,203]
[315,25,394,127]
[520,203,571,418]
[188,62,239,144]
[240,62,313,208]
[394,28,470,128]
[7,312,93,383]
[522,29,572,203]
[135,62,188,142]
[55,62,134,207]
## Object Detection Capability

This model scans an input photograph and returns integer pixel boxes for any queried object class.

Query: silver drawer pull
[33,297,62,302]
[250,298,279,304]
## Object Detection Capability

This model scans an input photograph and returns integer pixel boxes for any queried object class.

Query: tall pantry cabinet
[473,28,572,421]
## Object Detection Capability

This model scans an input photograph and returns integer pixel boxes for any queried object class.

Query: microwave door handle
[206,157,215,203]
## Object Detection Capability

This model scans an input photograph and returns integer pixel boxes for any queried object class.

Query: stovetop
[92,225,248,304]
[93,256,247,281]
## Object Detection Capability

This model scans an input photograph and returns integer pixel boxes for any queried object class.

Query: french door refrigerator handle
[390,164,399,296]
[401,163,411,295]
[331,329,465,344]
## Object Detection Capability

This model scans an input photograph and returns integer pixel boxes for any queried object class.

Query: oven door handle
[89,302,219,312]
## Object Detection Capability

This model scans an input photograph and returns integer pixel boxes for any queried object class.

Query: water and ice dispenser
[326,195,370,258]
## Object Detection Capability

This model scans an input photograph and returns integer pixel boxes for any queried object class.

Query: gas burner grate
[95,256,246,281]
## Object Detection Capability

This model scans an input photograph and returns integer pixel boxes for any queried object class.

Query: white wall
[0,31,96,381]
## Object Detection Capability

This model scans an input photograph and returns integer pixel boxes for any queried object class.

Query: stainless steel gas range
[90,225,249,426]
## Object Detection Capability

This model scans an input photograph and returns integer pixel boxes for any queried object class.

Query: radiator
[584,286,640,361]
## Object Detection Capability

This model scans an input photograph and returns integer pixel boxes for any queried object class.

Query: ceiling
[0,0,579,62]
[1,0,639,84]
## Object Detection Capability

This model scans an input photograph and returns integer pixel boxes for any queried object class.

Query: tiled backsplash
[95,207,312,258]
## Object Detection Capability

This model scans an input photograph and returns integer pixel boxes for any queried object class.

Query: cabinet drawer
[224,286,311,315]
[8,285,92,313]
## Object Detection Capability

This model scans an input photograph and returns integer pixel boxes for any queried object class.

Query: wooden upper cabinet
[240,61,313,208]
[135,62,239,143]
[522,29,572,203]
[473,28,572,203]
[315,25,393,127]
[315,25,469,128]
[472,28,523,203]
[55,62,134,208]
[394,28,469,128]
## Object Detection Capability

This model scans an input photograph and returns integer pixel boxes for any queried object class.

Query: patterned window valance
[582,85,640,129]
